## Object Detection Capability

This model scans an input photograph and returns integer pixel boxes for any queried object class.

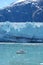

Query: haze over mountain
[0,0,43,22]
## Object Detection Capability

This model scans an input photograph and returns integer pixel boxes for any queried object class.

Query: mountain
[0,0,43,22]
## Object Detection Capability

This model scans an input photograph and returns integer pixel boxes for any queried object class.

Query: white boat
[16,49,25,54]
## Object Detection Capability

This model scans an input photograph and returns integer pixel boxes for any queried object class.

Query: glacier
[0,21,43,42]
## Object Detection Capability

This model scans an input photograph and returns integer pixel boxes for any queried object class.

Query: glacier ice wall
[0,21,43,39]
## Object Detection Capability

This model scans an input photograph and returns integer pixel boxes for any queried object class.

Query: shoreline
[0,42,43,45]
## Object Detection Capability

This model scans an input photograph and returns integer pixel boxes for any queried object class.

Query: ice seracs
[0,22,43,42]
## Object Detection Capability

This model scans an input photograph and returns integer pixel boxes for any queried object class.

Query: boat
[16,49,25,54]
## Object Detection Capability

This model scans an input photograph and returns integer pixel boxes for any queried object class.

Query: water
[0,43,43,65]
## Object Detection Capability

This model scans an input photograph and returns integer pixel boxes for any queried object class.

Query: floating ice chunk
[40,63,43,65]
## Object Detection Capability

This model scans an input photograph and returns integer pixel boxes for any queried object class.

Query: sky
[0,0,17,9]
[0,0,37,9]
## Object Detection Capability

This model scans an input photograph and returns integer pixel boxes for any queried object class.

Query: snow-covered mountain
[0,0,43,22]
[0,0,43,42]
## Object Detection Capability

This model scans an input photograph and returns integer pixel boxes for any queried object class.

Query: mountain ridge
[0,0,43,22]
